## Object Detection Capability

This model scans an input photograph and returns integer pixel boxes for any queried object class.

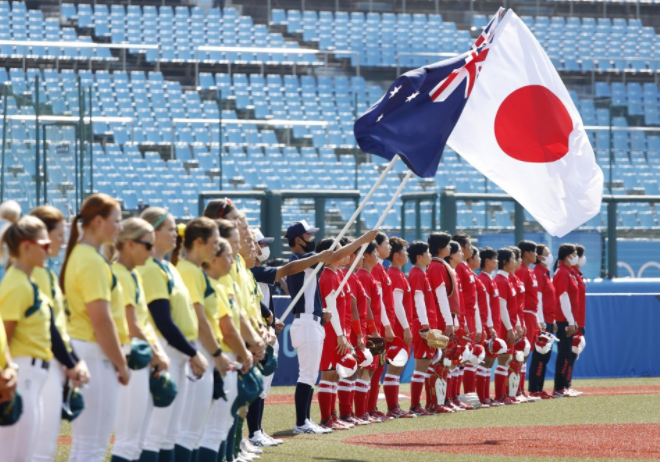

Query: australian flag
[354,8,503,178]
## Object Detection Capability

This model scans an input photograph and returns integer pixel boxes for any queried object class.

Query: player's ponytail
[59,193,120,292]
[554,243,576,272]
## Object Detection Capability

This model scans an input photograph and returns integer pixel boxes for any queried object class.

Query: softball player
[61,194,131,462]
[111,218,170,462]
[30,206,90,462]
[138,208,208,462]
[567,244,587,396]
[285,221,377,434]
[477,247,501,407]
[0,216,55,461]
[176,217,228,462]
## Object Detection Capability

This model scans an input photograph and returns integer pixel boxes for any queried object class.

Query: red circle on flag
[494,85,573,163]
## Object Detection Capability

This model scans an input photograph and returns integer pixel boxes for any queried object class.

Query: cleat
[436,405,456,414]
[566,387,583,397]
[241,439,264,455]
[454,398,474,411]
[498,396,520,405]
[249,431,279,447]
[553,389,566,398]
[387,405,417,419]
[410,405,434,416]
[293,422,329,435]
[371,408,394,421]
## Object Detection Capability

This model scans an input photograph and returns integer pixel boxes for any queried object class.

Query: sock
[495,366,508,400]
[410,371,425,408]
[224,418,237,460]
[257,397,265,432]
[294,382,312,426]
[424,368,432,408]
[247,398,261,438]
[519,364,527,395]
[192,449,199,462]
[368,366,384,412]
[349,380,356,415]
[458,368,465,395]
[307,386,314,420]
[317,380,334,422]
[218,440,226,462]
[138,450,160,462]
[159,449,175,462]
[445,373,453,404]
[234,418,244,458]
[463,365,475,394]
[110,456,131,462]
[383,374,400,410]
[475,366,487,402]
[338,379,353,417]
[484,367,492,401]
[197,447,217,462]
[354,379,370,417]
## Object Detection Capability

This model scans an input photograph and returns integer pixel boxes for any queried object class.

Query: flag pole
[335,170,414,297]
[279,154,400,322]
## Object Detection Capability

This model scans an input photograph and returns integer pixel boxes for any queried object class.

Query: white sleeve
[536,296,545,323]
[486,292,493,328]
[499,297,512,330]
[559,292,575,325]
[475,299,482,333]
[414,290,429,326]
[392,289,409,329]
[378,285,391,327]
[325,291,344,336]
[434,282,453,326]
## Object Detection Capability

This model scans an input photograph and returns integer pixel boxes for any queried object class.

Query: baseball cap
[0,391,22,427]
[259,344,278,377]
[61,382,85,422]
[128,338,153,370]
[150,370,178,408]
[232,367,264,416]
[284,220,319,240]
[252,228,274,244]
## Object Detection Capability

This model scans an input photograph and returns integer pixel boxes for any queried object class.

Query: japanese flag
[448,10,604,238]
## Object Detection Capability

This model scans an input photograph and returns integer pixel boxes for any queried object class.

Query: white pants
[290,316,325,386]
[0,356,49,462]
[33,360,66,462]
[111,366,152,461]
[69,340,121,462]
[199,353,238,452]
[260,339,279,399]
[176,342,214,451]
[141,340,190,453]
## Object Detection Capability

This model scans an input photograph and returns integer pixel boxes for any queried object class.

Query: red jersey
[388,266,413,329]
[474,274,490,329]
[338,268,352,331]
[495,271,518,330]
[478,271,500,329]
[372,262,395,326]
[553,263,579,324]
[319,268,347,331]
[408,266,438,328]
[347,272,369,323]
[357,268,382,327]
[515,264,539,316]
[572,267,586,327]
[508,273,525,325]
[426,259,454,329]
[534,264,556,324]
[456,262,477,318]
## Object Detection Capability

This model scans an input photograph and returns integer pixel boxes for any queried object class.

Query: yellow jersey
[216,275,240,353]
[33,266,71,352]
[0,266,52,361]
[232,255,261,328]
[64,244,128,344]
[0,314,7,368]
[113,262,157,345]
[138,257,198,342]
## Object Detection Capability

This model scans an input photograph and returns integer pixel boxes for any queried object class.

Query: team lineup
[0,194,587,462]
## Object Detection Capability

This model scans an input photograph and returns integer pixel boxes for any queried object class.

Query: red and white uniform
[338,268,352,337]
[572,267,586,329]
[319,268,347,371]
[508,273,524,330]
[372,261,395,335]
[456,262,478,337]
[554,263,579,326]
[426,258,454,331]
[478,271,500,336]
[408,267,437,359]
[534,263,556,325]
[387,267,412,355]
[494,271,518,351]
[474,274,492,342]
[347,272,369,348]
[515,264,540,344]
[357,268,383,331]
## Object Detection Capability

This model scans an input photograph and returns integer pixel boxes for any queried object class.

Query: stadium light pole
[216,90,223,190]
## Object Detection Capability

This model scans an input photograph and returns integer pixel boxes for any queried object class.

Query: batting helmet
[386,337,409,367]
[336,352,358,378]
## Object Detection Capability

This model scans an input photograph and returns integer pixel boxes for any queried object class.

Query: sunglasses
[21,239,51,252]
[133,240,154,251]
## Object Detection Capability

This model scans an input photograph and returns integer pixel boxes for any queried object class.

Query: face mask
[578,255,586,267]
[257,245,270,263]
[542,254,554,267]
[567,255,579,266]
[301,239,316,253]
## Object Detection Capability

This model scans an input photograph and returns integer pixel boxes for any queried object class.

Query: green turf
[54,377,660,462]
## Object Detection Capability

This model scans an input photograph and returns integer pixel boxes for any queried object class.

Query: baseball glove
[365,336,386,355]
[419,329,450,350]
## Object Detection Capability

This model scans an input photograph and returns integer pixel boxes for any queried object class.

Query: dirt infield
[264,385,660,405]
[344,423,660,459]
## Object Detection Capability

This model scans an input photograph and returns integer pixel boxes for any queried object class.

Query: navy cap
[150,370,178,408]
[284,220,319,240]
[253,228,274,244]
[128,338,153,370]
[0,391,22,427]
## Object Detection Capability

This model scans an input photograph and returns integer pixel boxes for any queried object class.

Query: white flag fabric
[447,10,604,238]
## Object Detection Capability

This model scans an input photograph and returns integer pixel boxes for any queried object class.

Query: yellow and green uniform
[113,262,158,345]
[138,257,198,342]
[64,244,128,344]
[231,255,261,329]
[33,266,71,352]
[0,314,7,368]
[216,275,240,353]
[0,266,52,361]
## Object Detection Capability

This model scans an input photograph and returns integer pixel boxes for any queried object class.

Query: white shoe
[263,431,284,445]
[241,438,264,454]
[306,418,332,434]
[293,422,329,435]
[526,394,541,402]
[249,430,279,447]
[242,449,261,460]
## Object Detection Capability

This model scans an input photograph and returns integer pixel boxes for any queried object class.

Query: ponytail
[554,243,576,272]
[59,193,121,292]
